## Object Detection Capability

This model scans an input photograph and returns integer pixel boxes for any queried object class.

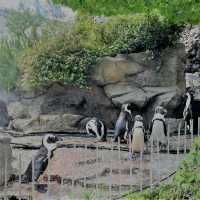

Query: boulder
[8,101,30,119]
[91,54,144,86]
[92,44,185,121]
[0,100,9,127]
[40,83,118,127]
[11,114,85,133]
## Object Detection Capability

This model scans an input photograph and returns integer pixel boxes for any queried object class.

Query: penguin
[112,103,133,143]
[22,134,62,183]
[131,115,145,153]
[149,106,167,148]
[183,91,192,132]
[86,118,107,141]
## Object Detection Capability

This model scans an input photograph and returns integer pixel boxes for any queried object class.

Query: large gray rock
[39,83,118,127]
[8,102,30,119]
[0,100,9,127]
[11,114,85,133]
[92,44,185,120]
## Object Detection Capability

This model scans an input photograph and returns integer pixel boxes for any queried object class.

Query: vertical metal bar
[4,147,7,200]
[128,134,132,160]
[167,124,170,157]
[128,134,132,191]
[184,122,187,154]
[198,117,200,137]
[101,145,104,193]
[177,121,181,155]
[32,154,35,200]
[72,144,75,190]
[47,150,51,199]
[139,149,143,191]
[19,153,22,200]
[150,137,153,190]
[60,148,65,199]
[109,142,112,200]
[157,137,160,185]
[190,119,193,145]
[84,144,87,189]
[95,145,99,196]
[118,137,121,195]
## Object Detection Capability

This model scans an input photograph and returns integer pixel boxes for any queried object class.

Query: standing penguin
[22,134,62,183]
[183,91,193,132]
[131,115,145,153]
[86,118,107,141]
[149,106,167,147]
[112,103,133,143]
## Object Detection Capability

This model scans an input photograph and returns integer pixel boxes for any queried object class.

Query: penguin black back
[22,134,60,183]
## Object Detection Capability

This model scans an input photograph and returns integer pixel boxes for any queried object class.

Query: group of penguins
[21,103,167,184]
[86,103,168,153]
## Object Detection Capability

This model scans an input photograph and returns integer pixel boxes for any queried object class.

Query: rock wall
[92,44,186,124]
[2,44,187,132]
[7,84,118,132]
[183,25,200,72]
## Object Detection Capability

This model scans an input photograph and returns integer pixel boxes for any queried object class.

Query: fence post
[198,117,200,137]
[157,137,160,185]
[177,121,181,155]
[18,153,22,200]
[150,137,153,190]
[167,124,170,157]
[84,144,87,189]
[117,137,121,195]
[95,145,99,197]
[128,134,133,192]
[47,150,51,199]
[31,153,35,200]
[190,119,194,145]
[109,141,113,200]
[139,148,143,191]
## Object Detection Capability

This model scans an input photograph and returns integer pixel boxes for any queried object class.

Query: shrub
[0,7,69,90]
[0,39,19,90]
[19,32,98,90]
[19,13,183,90]
[0,9,46,91]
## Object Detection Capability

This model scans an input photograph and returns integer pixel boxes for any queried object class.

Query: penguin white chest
[131,128,144,153]
[150,120,166,145]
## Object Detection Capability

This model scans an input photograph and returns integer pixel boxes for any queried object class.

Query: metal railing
[0,118,198,200]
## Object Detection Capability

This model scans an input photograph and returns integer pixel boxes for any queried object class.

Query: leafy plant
[19,12,183,90]
[0,39,19,90]
[0,6,68,90]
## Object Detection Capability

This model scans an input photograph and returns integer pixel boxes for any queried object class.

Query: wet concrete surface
[0,132,191,200]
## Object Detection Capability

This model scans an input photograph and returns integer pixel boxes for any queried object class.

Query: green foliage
[0,9,47,90]
[0,8,68,90]
[6,9,45,48]
[0,39,19,90]
[19,32,98,90]
[125,137,200,200]
[19,13,182,90]
[53,0,200,24]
